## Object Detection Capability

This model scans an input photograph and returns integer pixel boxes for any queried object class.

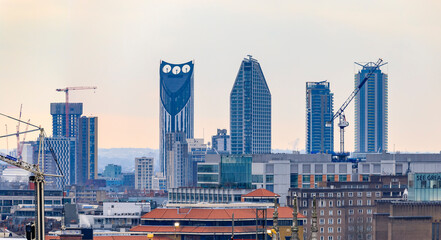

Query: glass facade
[78,116,98,184]
[220,155,252,189]
[408,173,441,201]
[354,62,388,153]
[306,81,334,153]
[230,56,271,154]
[159,60,194,179]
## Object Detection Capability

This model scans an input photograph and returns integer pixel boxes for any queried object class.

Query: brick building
[287,176,407,240]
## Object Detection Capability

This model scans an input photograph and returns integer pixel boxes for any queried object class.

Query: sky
[0,0,440,152]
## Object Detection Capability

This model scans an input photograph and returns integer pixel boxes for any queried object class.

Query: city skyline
[1,1,441,153]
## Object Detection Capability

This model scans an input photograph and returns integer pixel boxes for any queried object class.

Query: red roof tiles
[141,207,305,220]
[242,188,280,198]
[131,225,258,234]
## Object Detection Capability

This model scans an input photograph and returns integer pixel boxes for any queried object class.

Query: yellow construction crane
[0,112,62,240]
[55,86,97,137]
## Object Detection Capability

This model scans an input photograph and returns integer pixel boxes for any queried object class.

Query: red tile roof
[242,188,280,198]
[141,207,305,220]
[47,235,172,240]
[131,225,259,234]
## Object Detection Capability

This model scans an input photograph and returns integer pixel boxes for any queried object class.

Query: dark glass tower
[230,56,271,154]
[354,62,388,153]
[159,60,194,176]
[77,116,98,184]
[306,81,334,153]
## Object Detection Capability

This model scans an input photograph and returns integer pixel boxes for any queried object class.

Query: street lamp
[174,222,180,240]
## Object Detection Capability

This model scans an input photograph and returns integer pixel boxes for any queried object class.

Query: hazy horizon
[1,1,440,153]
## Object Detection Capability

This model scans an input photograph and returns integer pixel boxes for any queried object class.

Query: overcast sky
[1,0,440,152]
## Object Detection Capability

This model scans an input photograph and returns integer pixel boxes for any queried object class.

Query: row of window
[299,191,381,198]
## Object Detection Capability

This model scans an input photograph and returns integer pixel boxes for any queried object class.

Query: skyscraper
[230,56,271,155]
[51,103,83,138]
[306,81,334,153]
[211,129,231,154]
[77,116,98,184]
[354,62,388,153]
[159,60,194,177]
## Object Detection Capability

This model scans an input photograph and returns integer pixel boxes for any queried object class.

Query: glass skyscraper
[306,81,334,153]
[230,56,271,154]
[354,62,388,153]
[77,116,98,184]
[159,60,194,177]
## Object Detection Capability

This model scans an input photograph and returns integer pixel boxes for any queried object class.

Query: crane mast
[326,58,384,155]
[0,112,62,240]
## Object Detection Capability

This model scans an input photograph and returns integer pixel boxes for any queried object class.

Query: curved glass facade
[159,60,194,177]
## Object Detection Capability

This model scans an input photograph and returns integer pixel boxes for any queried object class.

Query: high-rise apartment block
[211,129,231,154]
[165,132,189,189]
[306,81,334,153]
[51,103,83,137]
[187,138,207,187]
[159,60,194,178]
[354,62,388,153]
[77,116,98,184]
[230,56,271,155]
[135,157,154,190]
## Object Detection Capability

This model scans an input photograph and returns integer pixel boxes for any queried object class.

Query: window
[366,192,372,197]
[337,218,341,224]
[320,210,325,216]
[328,227,334,233]
[337,210,342,216]
[303,210,308,216]
[367,209,372,214]
[303,200,307,207]
[320,200,326,207]
[357,200,363,206]
[348,217,354,223]
[328,193,333,197]
[320,228,324,234]
[328,218,334,224]
[303,193,307,198]
[329,210,333,216]
[348,192,353,197]
[329,200,334,207]
[357,192,363,197]
[337,200,341,207]
[375,192,381,197]
[367,199,372,206]
[320,219,325,225]
[319,193,325,197]
[367,217,372,223]
[358,209,363,214]
[337,227,341,233]
[328,237,334,240]
[349,200,353,206]
[349,209,354,215]
[337,192,341,197]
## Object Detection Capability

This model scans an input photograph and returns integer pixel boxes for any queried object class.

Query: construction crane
[55,86,97,137]
[15,104,31,160]
[0,112,62,240]
[326,58,384,154]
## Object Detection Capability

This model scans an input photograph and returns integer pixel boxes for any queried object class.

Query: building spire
[310,197,318,240]
[291,195,299,240]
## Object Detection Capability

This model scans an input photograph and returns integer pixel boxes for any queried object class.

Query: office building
[354,62,388,153]
[230,55,271,155]
[211,129,231,154]
[187,138,207,187]
[306,81,334,153]
[51,103,83,137]
[35,137,77,189]
[165,132,189,189]
[159,60,194,178]
[135,157,154,190]
[103,164,122,178]
[77,116,98,184]
[288,176,406,240]
[152,172,167,191]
